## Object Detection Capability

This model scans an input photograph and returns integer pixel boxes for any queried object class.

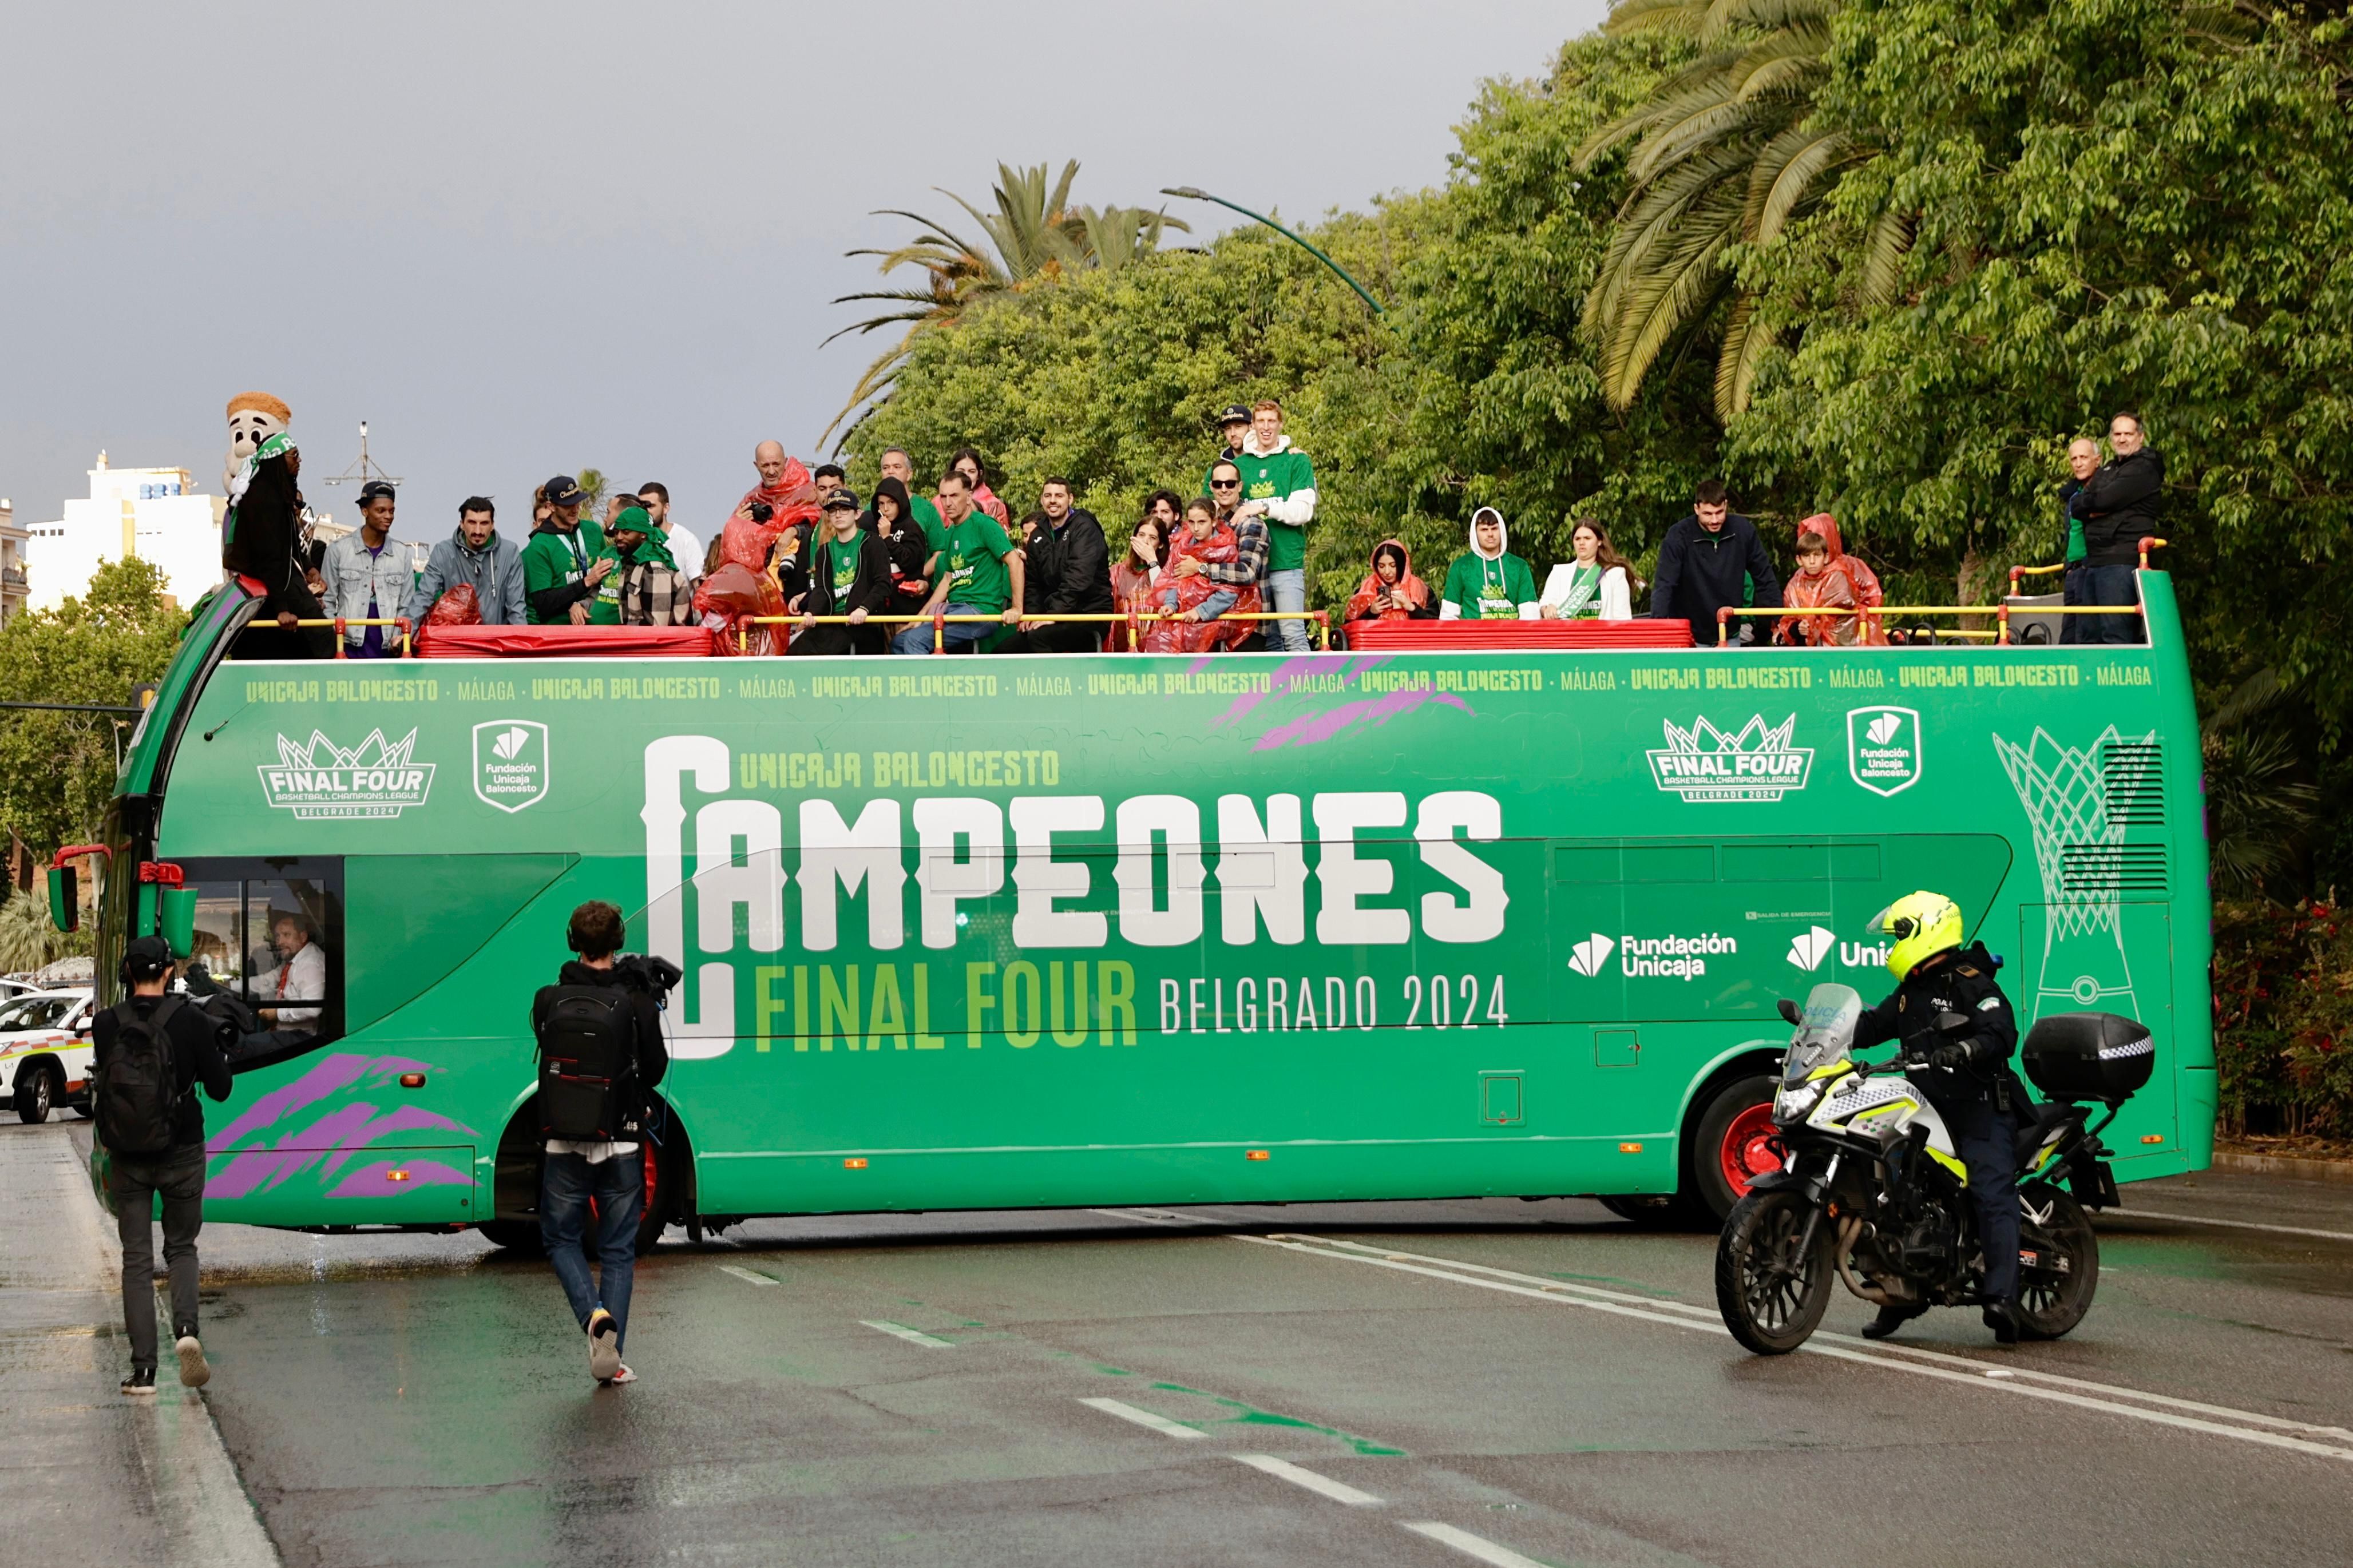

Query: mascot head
[224,392,292,489]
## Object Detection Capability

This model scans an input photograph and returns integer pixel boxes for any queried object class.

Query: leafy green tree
[825,161,1187,445]
[0,887,88,971]
[0,556,184,856]
[575,469,608,513]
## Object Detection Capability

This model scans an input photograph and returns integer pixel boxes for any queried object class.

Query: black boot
[1860,1303,1925,1341]
[1982,1299,2019,1347]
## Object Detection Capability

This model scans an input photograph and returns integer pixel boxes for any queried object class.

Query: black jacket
[800,528,895,619]
[872,519,934,602]
[532,959,670,1137]
[1023,509,1114,615]
[1649,513,1782,645]
[92,993,233,1151]
[1853,942,2021,1106]
[2069,447,2165,567]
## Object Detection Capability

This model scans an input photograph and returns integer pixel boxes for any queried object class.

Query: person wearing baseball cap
[321,479,405,656]
[792,487,894,656]
[93,935,232,1395]
[522,475,611,625]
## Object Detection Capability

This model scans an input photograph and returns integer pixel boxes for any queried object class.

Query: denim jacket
[320,531,412,646]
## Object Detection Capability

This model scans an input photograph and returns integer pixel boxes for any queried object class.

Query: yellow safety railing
[1719,604,2134,646]
[288,617,415,657]
[735,609,1332,654]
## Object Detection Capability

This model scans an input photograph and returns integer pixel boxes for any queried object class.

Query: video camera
[609,952,685,1005]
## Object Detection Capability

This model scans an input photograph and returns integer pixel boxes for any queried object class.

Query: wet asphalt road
[9,1118,2352,1568]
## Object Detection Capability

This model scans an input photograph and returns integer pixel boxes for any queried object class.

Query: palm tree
[821,161,1187,447]
[1575,0,1904,420]
[2203,668,2319,900]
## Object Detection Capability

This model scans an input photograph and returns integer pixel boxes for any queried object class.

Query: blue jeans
[541,1148,643,1351]
[892,603,997,655]
[2079,565,2144,645]
[1265,568,1308,653]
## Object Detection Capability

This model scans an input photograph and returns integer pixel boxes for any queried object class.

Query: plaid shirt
[1199,513,1269,587]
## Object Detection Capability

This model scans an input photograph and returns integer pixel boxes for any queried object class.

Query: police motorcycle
[1714,981,2154,1355]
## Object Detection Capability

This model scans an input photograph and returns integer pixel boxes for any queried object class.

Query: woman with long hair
[1106,513,1166,653]
[948,447,1012,535]
[1540,519,1634,621]
[1344,539,1434,622]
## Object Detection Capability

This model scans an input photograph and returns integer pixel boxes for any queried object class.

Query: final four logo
[1647,714,1812,803]
[258,729,434,820]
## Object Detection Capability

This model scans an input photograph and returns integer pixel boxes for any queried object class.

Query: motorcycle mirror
[1777,998,1803,1026]
[1935,1009,1970,1032]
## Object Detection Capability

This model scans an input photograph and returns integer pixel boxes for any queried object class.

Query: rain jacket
[1344,539,1435,622]
[406,525,526,627]
[1439,508,1540,620]
[1777,514,1884,646]
[1143,520,1242,653]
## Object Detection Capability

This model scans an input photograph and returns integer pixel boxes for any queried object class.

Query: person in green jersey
[793,489,894,656]
[585,507,691,626]
[893,470,1025,654]
[1440,506,1540,621]
[1203,400,1317,653]
[2055,436,2098,645]
[522,475,610,626]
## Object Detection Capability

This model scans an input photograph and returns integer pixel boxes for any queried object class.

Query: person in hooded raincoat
[1143,499,1242,654]
[1344,539,1435,623]
[1776,513,1885,646]
[1439,507,1540,620]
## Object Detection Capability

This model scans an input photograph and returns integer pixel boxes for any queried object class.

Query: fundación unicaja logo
[1847,705,1923,797]
[1786,925,1837,972]
[1567,933,1617,977]
[473,720,550,813]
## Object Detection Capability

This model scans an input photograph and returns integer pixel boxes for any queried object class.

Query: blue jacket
[405,527,527,628]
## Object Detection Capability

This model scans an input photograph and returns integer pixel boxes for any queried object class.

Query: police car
[1,989,97,1124]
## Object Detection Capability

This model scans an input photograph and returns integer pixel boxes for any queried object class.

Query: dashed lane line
[2114,1209,2353,1245]
[1077,1396,1206,1440]
[1234,1233,2353,1464]
[860,1319,953,1348]
[715,1264,777,1287]
[1229,1453,1383,1506]
[1401,1521,1552,1568]
[1284,1234,2353,1444]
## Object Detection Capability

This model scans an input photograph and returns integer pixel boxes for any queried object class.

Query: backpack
[535,986,638,1141]
[97,997,188,1158]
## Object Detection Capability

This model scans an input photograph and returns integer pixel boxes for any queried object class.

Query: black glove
[1928,1041,1971,1072]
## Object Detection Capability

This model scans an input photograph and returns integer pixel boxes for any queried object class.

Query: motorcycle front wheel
[1715,1189,1836,1355]
[2017,1181,2100,1340]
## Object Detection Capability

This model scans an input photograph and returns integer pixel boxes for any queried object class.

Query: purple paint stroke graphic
[319,1105,474,1181]
[208,1052,435,1150]
[326,1158,470,1200]
[1210,652,1392,732]
[208,1100,383,1198]
[1251,687,1475,752]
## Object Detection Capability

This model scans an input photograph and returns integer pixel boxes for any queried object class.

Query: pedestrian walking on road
[532,901,670,1387]
[93,935,232,1395]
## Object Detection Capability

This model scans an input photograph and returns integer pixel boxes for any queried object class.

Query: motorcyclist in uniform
[1850,891,2025,1346]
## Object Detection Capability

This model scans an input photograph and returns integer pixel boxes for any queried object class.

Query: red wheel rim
[641,1142,659,1220]
[1719,1101,1781,1199]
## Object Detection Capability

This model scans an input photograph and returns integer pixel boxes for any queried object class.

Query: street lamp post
[1160,187,1387,315]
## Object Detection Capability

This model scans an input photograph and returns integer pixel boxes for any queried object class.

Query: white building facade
[26,453,226,613]
[0,498,26,629]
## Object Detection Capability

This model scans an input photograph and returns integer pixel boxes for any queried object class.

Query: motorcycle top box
[2021,1012,2155,1105]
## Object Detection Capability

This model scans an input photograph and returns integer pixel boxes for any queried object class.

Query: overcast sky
[3,1,1605,550]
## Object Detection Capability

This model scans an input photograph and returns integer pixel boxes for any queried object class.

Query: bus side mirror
[159,887,198,959]
[46,867,77,934]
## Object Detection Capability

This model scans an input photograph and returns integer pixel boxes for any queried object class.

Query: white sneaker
[585,1309,621,1382]
[175,1335,211,1389]
[604,1364,636,1386]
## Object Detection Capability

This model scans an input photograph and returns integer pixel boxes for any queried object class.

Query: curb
[2212,1151,2353,1184]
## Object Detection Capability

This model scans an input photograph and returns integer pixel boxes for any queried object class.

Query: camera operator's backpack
[535,986,638,1141]
[96,997,188,1158]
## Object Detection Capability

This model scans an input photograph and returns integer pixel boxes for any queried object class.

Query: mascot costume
[220,392,330,657]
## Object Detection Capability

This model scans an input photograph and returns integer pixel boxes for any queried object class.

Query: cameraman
[531,900,671,1387]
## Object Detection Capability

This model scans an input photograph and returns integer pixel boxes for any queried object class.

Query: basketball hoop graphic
[1992,725,2151,1019]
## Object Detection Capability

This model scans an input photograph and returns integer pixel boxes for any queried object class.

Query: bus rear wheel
[1685,1073,1780,1223]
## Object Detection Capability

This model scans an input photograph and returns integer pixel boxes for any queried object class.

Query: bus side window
[175,864,346,1073]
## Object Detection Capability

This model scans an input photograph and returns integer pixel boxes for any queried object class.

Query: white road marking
[860,1319,952,1348]
[1085,1208,1198,1226]
[2117,1209,2353,1245]
[715,1264,777,1287]
[1402,1521,1551,1567]
[1229,1453,1383,1506]
[1235,1233,2353,1462]
[1078,1396,1206,1440]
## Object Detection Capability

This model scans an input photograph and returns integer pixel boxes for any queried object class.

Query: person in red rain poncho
[694,440,825,653]
[1778,513,1885,646]
[1142,498,1243,654]
[1344,538,1435,624]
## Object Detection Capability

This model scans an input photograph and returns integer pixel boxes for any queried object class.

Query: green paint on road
[1149,1381,1405,1456]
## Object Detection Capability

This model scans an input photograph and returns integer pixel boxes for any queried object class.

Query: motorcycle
[1714,981,2154,1355]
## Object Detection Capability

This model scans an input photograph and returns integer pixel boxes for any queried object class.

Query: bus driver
[235,911,324,1060]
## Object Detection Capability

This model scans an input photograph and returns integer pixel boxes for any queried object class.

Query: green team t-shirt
[1442,551,1539,620]
[585,546,625,625]
[521,522,609,625]
[1210,446,1317,572]
[940,513,1015,614]
[819,534,861,602]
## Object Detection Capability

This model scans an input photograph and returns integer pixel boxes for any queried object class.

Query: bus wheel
[1598,1194,1682,1225]
[14,1062,58,1124]
[477,1220,544,1254]
[1686,1074,1780,1222]
[634,1122,691,1254]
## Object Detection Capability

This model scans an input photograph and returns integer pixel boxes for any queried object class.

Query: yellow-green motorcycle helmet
[1869,890,1963,983]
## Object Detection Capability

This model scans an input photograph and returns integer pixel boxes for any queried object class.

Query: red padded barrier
[1344,620,1694,650]
[413,624,718,658]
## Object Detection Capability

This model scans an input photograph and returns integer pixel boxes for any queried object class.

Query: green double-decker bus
[75,571,2211,1241]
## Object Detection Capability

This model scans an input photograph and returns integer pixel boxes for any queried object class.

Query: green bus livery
[81,571,2212,1240]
